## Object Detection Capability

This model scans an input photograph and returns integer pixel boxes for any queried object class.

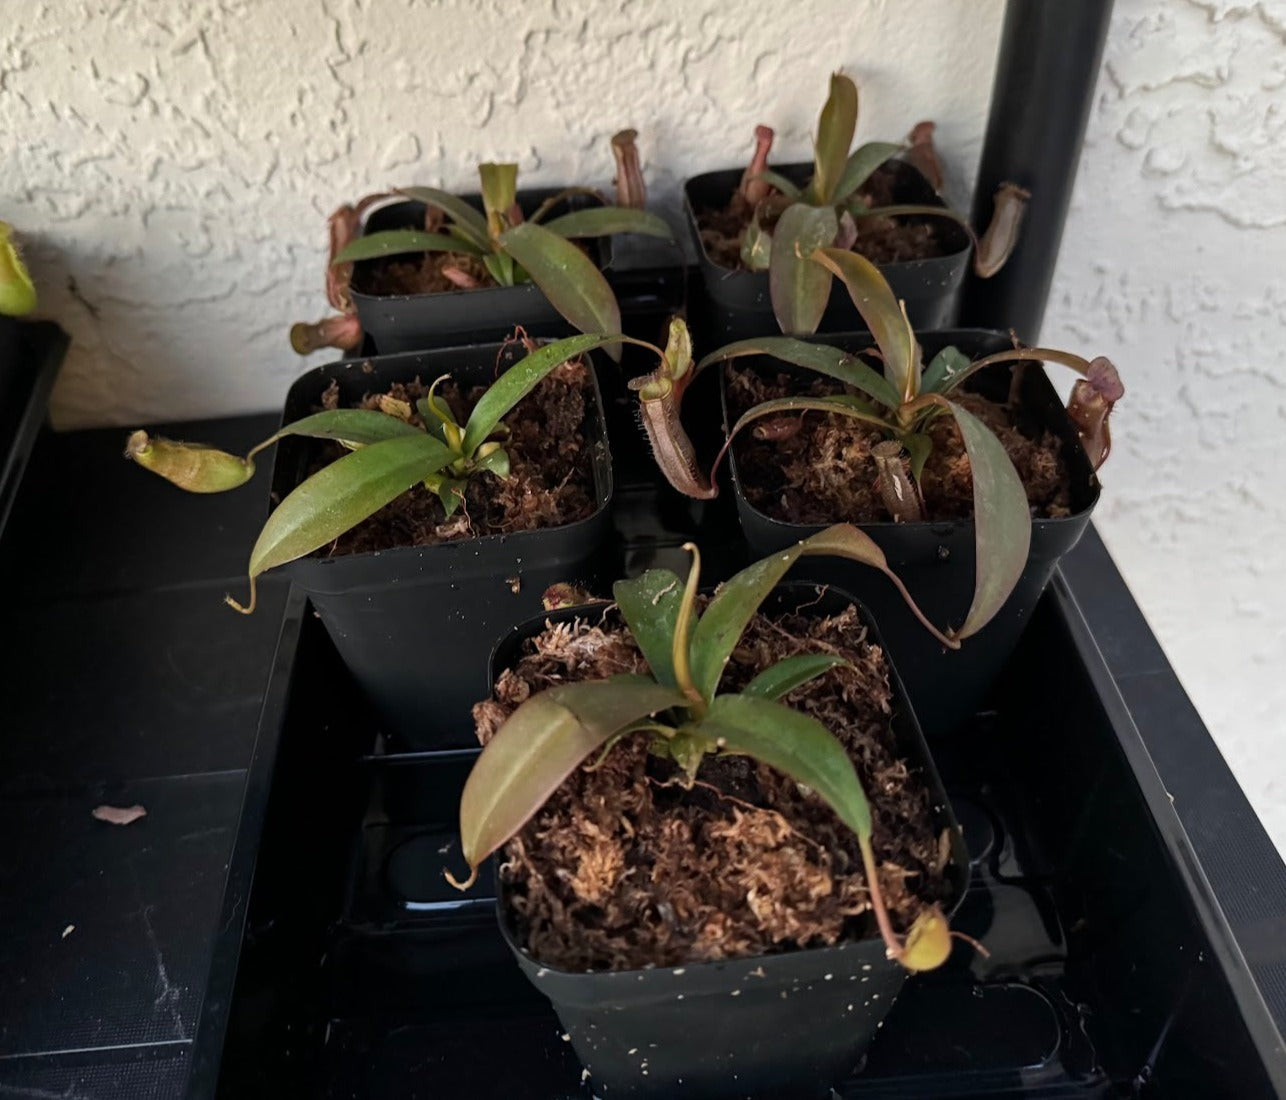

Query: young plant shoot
[729,72,1025,334]
[451,531,957,972]
[630,255,1122,644]
[293,152,674,359]
[124,332,629,614]
[0,222,37,318]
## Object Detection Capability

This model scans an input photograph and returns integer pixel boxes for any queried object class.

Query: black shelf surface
[1,402,1283,1096]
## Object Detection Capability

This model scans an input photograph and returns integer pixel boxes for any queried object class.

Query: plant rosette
[124,331,621,744]
[293,134,676,357]
[451,533,970,1098]
[684,73,1027,338]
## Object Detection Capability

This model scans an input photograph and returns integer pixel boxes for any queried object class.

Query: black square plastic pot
[489,583,970,1099]
[269,341,615,749]
[722,329,1101,739]
[349,189,612,355]
[684,161,971,344]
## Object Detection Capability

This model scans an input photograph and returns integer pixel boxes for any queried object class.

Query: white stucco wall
[3,2,1282,850]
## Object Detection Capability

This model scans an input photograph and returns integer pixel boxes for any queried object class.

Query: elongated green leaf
[769,204,839,335]
[265,409,424,449]
[458,680,688,870]
[526,186,611,225]
[478,163,518,228]
[472,446,510,479]
[740,216,772,270]
[499,222,623,357]
[247,432,455,581]
[833,142,904,202]
[541,206,675,240]
[899,430,933,483]
[697,336,900,409]
[700,694,871,839]
[743,654,848,701]
[812,248,919,402]
[930,346,1097,396]
[812,73,859,205]
[613,569,684,688]
[728,395,891,439]
[919,346,970,394]
[753,170,802,199]
[332,229,484,265]
[460,332,626,455]
[689,524,956,702]
[397,186,490,250]
[482,250,517,287]
[913,395,1030,640]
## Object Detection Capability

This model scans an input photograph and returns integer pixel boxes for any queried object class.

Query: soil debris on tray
[697,163,952,270]
[473,602,952,972]
[726,363,1071,525]
[307,356,597,555]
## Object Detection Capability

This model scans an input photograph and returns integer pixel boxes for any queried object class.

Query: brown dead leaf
[92,804,147,826]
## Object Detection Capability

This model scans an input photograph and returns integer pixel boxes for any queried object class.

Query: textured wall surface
[3,0,1282,852]
[3,0,1003,425]
[1043,0,1286,855]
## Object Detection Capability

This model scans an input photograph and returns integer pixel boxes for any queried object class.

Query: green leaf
[832,142,904,202]
[811,248,919,402]
[0,222,37,317]
[269,409,425,448]
[742,654,848,701]
[482,250,517,287]
[541,207,675,240]
[920,346,970,394]
[740,216,772,271]
[397,186,491,250]
[812,73,859,205]
[472,445,510,479]
[246,432,455,583]
[700,694,871,839]
[457,680,688,871]
[725,396,892,447]
[332,229,484,265]
[426,472,468,516]
[478,162,518,235]
[613,569,684,688]
[915,396,1031,640]
[697,336,900,409]
[899,430,934,483]
[460,332,623,455]
[752,170,803,199]
[526,186,610,225]
[769,204,839,335]
[499,222,622,357]
[928,346,1098,396]
[688,524,957,702]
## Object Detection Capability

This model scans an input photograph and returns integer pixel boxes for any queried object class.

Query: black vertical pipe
[959,0,1115,341]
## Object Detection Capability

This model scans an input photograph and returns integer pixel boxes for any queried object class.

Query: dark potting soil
[696,162,950,271]
[352,249,498,297]
[726,363,1072,526]
[472,602,953,972]
[309,356,596,554]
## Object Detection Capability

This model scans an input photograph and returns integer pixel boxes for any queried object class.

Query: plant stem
[858,834,904,962]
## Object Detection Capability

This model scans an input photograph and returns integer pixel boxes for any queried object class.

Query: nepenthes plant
[450,529,961,971]
[623,252,1122,644]
[721,72,1027,334]
[291,133,672,358]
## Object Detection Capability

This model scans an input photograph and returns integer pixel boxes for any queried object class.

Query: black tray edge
[0,320,69,541]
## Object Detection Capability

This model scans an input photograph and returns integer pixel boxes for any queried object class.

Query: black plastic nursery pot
[723,329,1100,739]
[269,340,615,748]
[683,161,971,344]
[492,585,970,1100]
[349,189,613,355]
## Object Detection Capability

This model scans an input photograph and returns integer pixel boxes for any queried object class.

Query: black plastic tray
[186,291,1285,1098]
[192,572,1286,1098]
